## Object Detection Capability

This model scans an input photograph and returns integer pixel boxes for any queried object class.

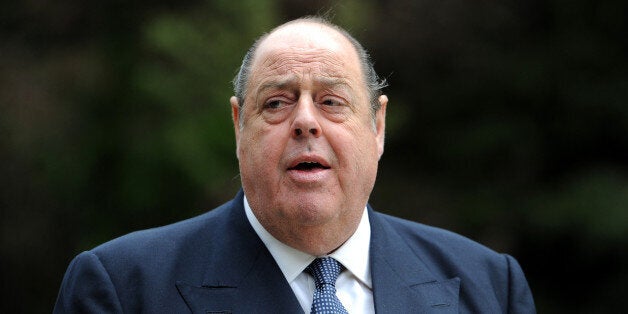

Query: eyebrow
[257,75,352,94]
[317,77,352,89]
[257,76,299,94]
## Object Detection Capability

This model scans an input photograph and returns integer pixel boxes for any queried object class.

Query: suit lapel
[174,193,460,313]
[176,190,303,313]
[369,208,460,313]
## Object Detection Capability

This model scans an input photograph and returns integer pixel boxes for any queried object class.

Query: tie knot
[306,257,344,288]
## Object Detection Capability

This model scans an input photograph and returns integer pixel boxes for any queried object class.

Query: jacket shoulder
[373,211,499,258]
[55,197,243,312]
[92,199,233,258]
[371,211,535,313]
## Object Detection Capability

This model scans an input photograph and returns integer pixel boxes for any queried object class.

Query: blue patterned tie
[305,257,349,314]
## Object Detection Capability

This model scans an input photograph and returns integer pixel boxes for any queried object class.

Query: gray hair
[232,16,387,122]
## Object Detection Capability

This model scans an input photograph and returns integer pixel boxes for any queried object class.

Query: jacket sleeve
[504,254,536,314]
[53,251,124,313]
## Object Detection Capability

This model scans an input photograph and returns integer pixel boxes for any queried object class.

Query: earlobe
[376,95,388,158]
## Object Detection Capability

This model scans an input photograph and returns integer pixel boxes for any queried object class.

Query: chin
[288,198,341,226]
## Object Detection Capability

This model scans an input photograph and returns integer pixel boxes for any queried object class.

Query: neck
[285,224,357,256]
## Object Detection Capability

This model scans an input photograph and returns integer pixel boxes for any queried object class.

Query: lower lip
[287,168,330,183]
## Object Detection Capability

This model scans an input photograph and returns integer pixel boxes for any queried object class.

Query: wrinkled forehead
[250,22,363,81]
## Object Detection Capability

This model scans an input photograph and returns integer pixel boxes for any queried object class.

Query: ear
[375,95,388,159]
[230,96,241,159]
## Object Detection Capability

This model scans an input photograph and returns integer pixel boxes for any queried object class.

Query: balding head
[233,17,386,124]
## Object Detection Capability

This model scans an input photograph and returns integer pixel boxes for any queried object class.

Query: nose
[291,96,321,139]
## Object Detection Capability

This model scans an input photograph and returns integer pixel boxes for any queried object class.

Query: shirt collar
[243,195,372,288]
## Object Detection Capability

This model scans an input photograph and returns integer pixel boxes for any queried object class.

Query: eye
[264,99,285,109]
[322,99,340,106]
[319,95,349,111]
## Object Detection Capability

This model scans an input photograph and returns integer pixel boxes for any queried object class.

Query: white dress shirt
[244,196,375,314]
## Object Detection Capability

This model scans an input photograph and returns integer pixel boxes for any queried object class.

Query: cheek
[330,125,378,171]
[240,124,286,170]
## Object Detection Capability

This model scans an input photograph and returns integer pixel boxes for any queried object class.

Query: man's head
[230,17,388,256]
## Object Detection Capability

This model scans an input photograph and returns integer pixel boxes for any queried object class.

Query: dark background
[2,0,627,312]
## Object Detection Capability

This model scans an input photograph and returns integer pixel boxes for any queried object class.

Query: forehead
[249,22,363,86]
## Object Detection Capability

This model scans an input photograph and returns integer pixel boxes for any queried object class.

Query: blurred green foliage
[1,0,627,312]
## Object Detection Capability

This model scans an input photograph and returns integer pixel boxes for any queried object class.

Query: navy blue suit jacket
[54,190,535,313]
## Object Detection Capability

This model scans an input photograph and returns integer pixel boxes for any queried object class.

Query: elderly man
[54,17,535,313]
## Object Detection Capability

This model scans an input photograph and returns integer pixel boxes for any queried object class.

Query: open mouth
[288,161,331,171]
